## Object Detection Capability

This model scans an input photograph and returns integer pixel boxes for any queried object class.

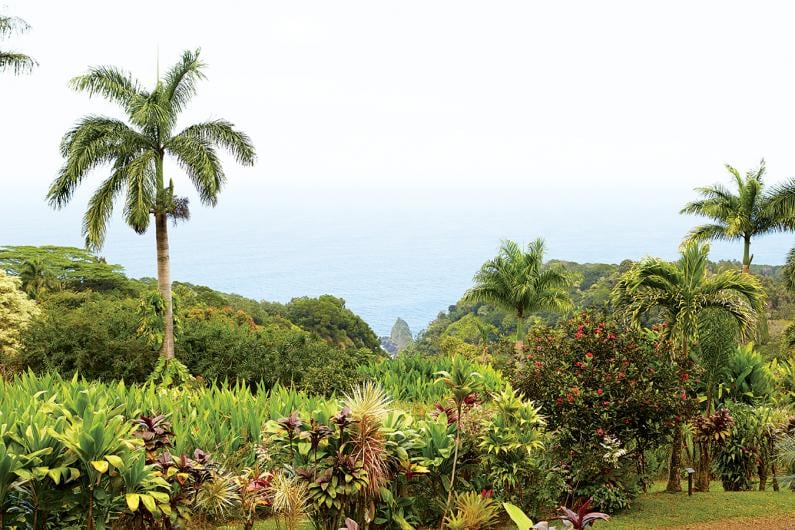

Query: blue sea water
[4,184,794,336]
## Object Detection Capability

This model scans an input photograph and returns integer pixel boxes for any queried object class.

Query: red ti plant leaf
[556,498,610,529]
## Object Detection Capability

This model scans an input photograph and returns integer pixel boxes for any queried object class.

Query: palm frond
[0,51,36,74]
[165,133,225,206]
[122,153,156,234]
[683,224,735,244]
[161,48,206,118]
[70,66,145,111]
[171,120,256,166]
[767,178,795,220]
[0,15,29,37]
[82,164,130,250]
[48,117,147,208]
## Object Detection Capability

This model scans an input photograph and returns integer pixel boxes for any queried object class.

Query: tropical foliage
[464,239,572,342]
[47,50,256,359]
[0,14,36,74]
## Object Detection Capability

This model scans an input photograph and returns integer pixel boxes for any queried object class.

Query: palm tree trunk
[695,441,710,492]
[666,420,683,492]
[515,311,525,351]
[155,212,175,359]
[742,236,751,273]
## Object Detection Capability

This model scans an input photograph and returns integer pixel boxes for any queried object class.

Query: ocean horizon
[4,184,794,337]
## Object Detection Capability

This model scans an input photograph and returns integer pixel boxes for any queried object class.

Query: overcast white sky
[3,1,795,268]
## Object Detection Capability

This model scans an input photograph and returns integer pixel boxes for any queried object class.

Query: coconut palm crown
[680,161,792,273]
[0,15,37,74]
[613,241,765,350]
[463,239,572,342]
[47,49,256,358]
[612,241,765,493]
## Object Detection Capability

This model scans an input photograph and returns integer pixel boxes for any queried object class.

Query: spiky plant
[344,382,391,525]
[444,491,499,530]
[194,469,240,520]
[0,14,36,75]
[47,49,256,359]
[270,472,311,530]
[612,241,765,492]
[681,160,793,273]
[464,239,572,344]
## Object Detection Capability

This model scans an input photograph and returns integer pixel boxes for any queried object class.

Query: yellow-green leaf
[126,493,140,512]
[141,494,157,514]
[90,460,109,474]
[105,455,123,469]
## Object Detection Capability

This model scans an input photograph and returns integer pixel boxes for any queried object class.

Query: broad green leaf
[503,502,534,530]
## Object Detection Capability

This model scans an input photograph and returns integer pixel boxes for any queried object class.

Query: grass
[603,481,795,530]
[216,482,795,530]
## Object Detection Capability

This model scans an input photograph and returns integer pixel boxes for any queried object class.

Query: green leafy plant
[444,491,499,530]
[435,356,483,527]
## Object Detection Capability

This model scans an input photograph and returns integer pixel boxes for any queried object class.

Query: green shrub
[512,312,691,512]
[19,291,157,382]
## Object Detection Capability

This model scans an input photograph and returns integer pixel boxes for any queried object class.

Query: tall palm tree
[47,49,256,359]
[612,241,765,492]
[681,161,790,273]
[463,239,572,343]
[0,15,36,74]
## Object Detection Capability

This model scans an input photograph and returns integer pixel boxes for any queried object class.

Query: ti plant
[556,499,610,529]
[435,356,483,528]
[237,467,273,530]
[133,414,174,463]
[503,499,609,530]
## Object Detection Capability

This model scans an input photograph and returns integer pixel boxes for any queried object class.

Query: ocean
[4,184,794,337]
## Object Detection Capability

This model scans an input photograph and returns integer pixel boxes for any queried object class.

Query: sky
[3,1,795,332]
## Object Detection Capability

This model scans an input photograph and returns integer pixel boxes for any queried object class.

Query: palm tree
[463,239,572,344]
[0,15,36,74]
[612,241,765,492]
[47,49,256,359]
[680,161,790,273]
[19,258,60,300]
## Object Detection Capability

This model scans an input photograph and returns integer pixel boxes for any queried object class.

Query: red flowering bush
[511,311,694,512]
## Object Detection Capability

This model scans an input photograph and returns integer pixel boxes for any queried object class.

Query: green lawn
[603,482,795,530]
[217,483,795,530]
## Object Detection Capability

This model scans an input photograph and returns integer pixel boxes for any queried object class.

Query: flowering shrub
[512,312,692,512]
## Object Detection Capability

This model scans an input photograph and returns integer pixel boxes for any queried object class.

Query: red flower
[585,352,593,360]
[597,388,604,396]
[481,489,493,498]
[603,400,610,406]
[680,391,687,401]
[681,372,689,381]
